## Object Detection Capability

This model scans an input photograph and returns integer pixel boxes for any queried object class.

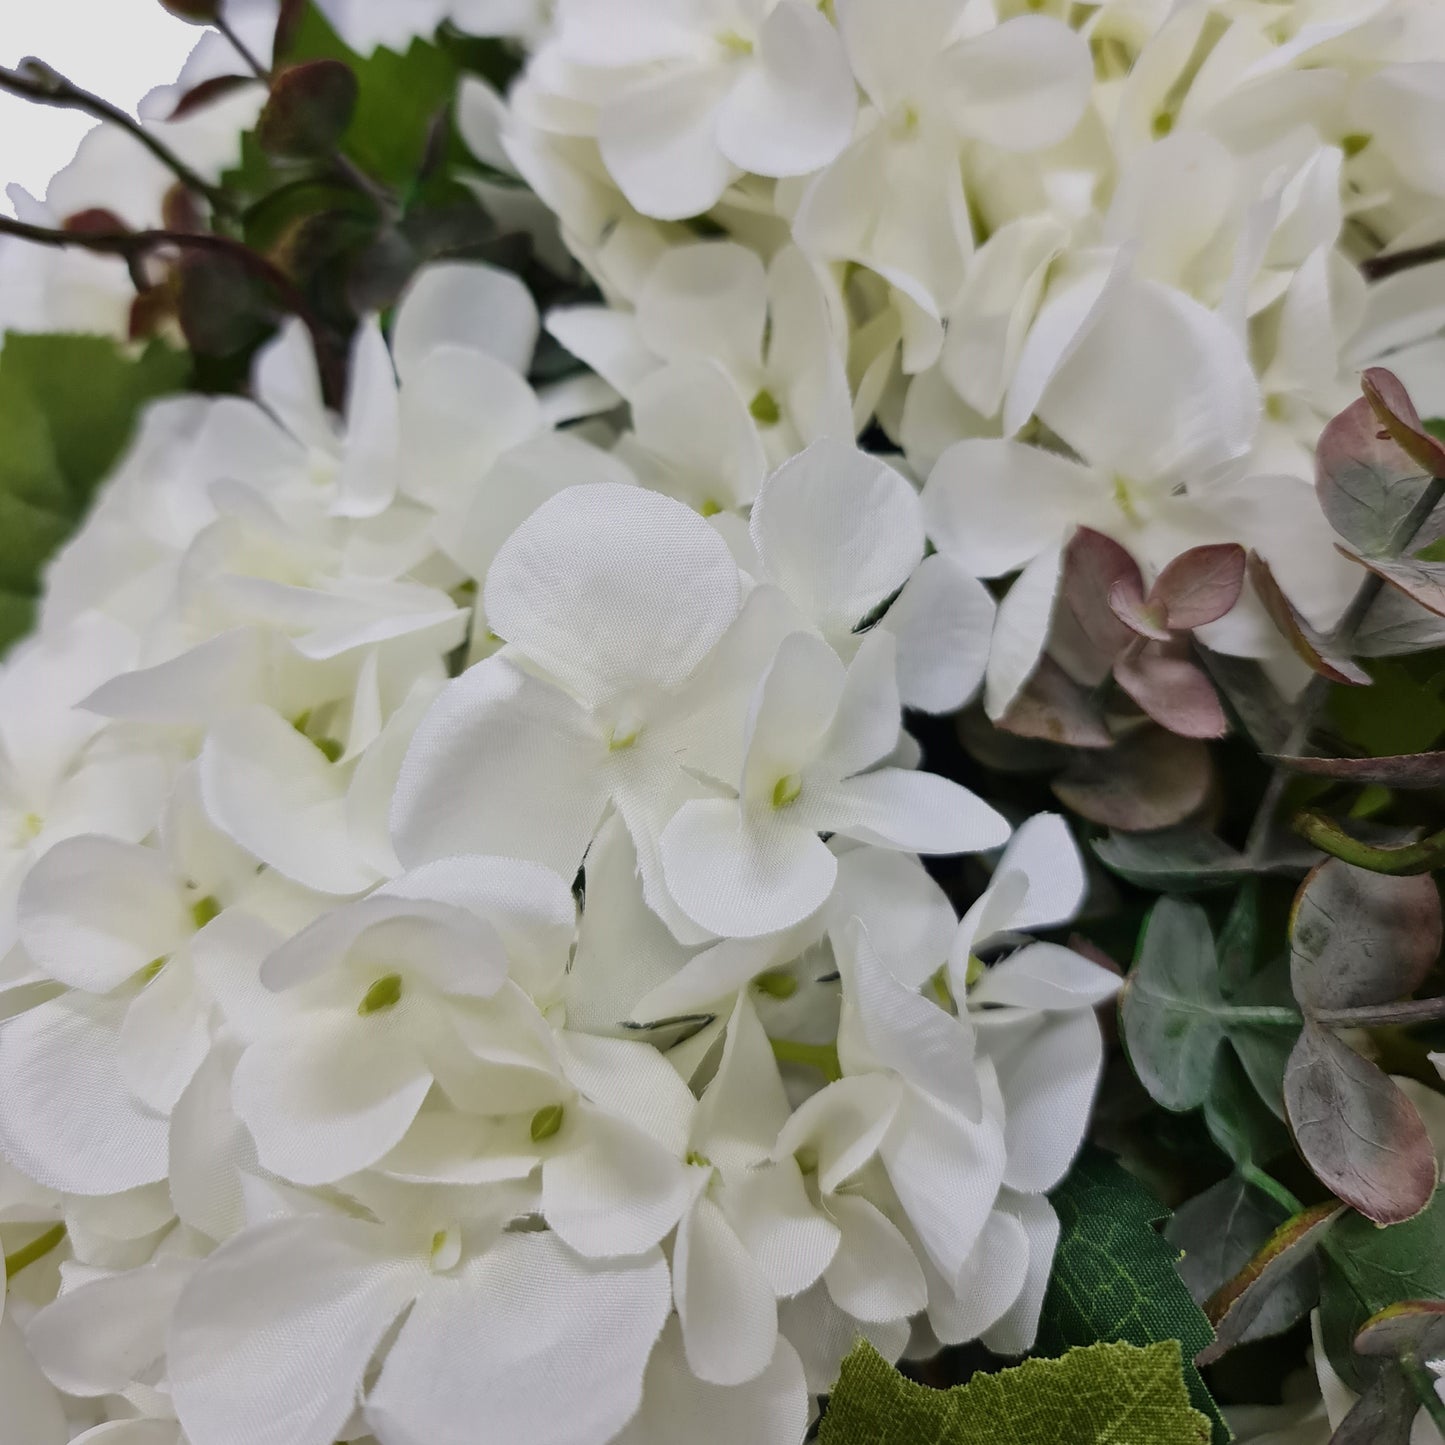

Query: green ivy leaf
[1036,1148,1230,1442]
[817,1340,1210,1445]
[0,333,188,653]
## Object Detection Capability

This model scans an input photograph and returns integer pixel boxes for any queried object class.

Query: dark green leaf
[1204,1048,1293,1166]
[1093,828,1254,892]
[1037,1148,1228,1441]
[818,1340,1211,1445]
[1329,1362,1419,1445]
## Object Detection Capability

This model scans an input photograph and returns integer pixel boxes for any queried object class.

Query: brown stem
[215,13,270,81]
[0,60,232,217]
[0,214,344,407]
[1361,240,1445,282]
[1313,998,1445,1028]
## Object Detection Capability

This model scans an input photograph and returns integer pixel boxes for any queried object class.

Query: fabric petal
[232,1017,433,1186]
[969,940,1121,1011]
[984,543,1063,720]
[775,1073,902,1195]
[485,482,742,700]
[0,1317,67,1445]
[724,1158,840,1297]
[824,1192,927,1323]
[636,241,767,377]
[926,1207,1029,1344]
[0,994,167,1195]
[367,1234,671,1445]
[715,0,856,178]
[17,836,189,993]
[661,800,838,939]
[599,65,736,221]
[994,812,1087,937]
[813,767,1010,857]
[882,552,997,714]
[117,950,211,1113]
[674,1195,778,1386]
[751,439,924,644]
[391,261,540,379]
[979,1193,1060,1355]
[335,317,400,518]
[828,847,956,991]
[391,658,610,878]
[170,1216,422,1445]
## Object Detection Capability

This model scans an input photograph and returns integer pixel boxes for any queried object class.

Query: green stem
[770,1038,842,1082]
[1401,1355,1445,1435]
[3,1223,66,1282]
[1293,812,1445,876]
[1239,1164,1304,1216]
[0,60,232,216]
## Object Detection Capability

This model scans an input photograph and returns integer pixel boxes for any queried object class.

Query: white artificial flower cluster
[488,0,1445,711]
[0,244,1119,1444]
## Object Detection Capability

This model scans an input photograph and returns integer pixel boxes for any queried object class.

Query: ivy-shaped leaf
[817,1340,1210,1445]
[1035,1148,1230,1442]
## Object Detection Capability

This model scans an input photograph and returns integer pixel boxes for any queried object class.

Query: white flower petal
[926,1207,1029,1344]
[368,1234,671,1445]
[979,1193,1060,1355]
[775,1073,902,1194]
[675,1194,779,1387]
[0,1317,67,1445]
[636,241,767,376]
[662,800,839,939]
[715,0,856,178]
[824,1192,927,1323]
[983,543,1063,720]
[168,1042,257,1243]
[118,951,211,1113]
[546,306,657,398]
[171,1216,422,1445]
[253,319,333,453]
[335,317,399,518]
[815,768,1010,857]
[725,1159,840,1297]
[17,836,189,994]
[994,813,1087,937]
[969,940,1120,1011]
[391,261,540,379]
[485,482,742,700]
[599,66,736,222]
[392,658,610,877]
[0,995,167,1195]
[614,1319,808,1445]
[200,705,379,896]
[882,553,997,714]
[232,1016,433,1186]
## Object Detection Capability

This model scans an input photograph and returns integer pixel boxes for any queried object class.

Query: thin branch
[1293,811,1445,877]
[0,59,232,217]
[1313,997,1445,1028]
[1361,240,1445,283]
[0,214,344,407]
[215,13,270,82]
[1244,474,1445,861]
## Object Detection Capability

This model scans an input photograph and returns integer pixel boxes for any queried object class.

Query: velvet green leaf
[818,1340,1210,1445]
[1037,1148,1230,1442]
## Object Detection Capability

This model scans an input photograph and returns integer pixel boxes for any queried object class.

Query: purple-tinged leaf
[1053,728,1212,832]
[1250,552,1371,685]
[257,60,359,160]
[1272,751,1445,787]
[1064,526,1141,655]
[1355,1300,1445,1360]
[1283,1022,1437,1225]
[166,73,254,123]
[997,656,1113,748]
[1362,368,1445,480]
[1152,544,1247,630]
[1115,650,1228,740]
[1316,391,1434,558]
[1289,859,1442,1014]
[1344,549,1445,619]
[62,208,129,235]
[1328,1363,1418,1445]
[1198,1199,1342,1365]
[1354,585,1445,657]
[1108,575,1171,641]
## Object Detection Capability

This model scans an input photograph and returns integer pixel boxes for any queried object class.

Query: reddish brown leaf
[1115,649,1228,740]
[1107,575,1171,641]
[1289,858,1442,1013]
[1198,1200,1343,1365]
[1283,1022,1437,1225]
[1151,543,1247,630]
[159,0,220,20]
[1063,526,1141,656]
[257,60,359,160]
[1052,728,1212,831]
[1344,549,1445,619]
[166,73,254,122]
[1362,367,1445,479]
[1355,1300,1445,1360]
[1271,750,1445,787]
[997,656,1113,749]
[62,208,128,235]
[1250,552,1370,685]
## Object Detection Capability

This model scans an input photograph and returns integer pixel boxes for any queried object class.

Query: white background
[1,3,197,214]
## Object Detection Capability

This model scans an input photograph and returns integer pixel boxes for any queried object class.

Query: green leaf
[1093,828,1253,892]
[1036,1148,1229,1441]
[1120,898,1300,1114]
[0,333,188,654]
[817,1340,1210,1445]
[1203,1049,1292,1167]
[1320,1185,1445,1391]
[1328,659,1445,758]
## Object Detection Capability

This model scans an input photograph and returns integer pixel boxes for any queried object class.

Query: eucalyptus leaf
[1283,1022,1436,1225]
[1093,827,1252,891]
[1328,1362,1419,1445]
